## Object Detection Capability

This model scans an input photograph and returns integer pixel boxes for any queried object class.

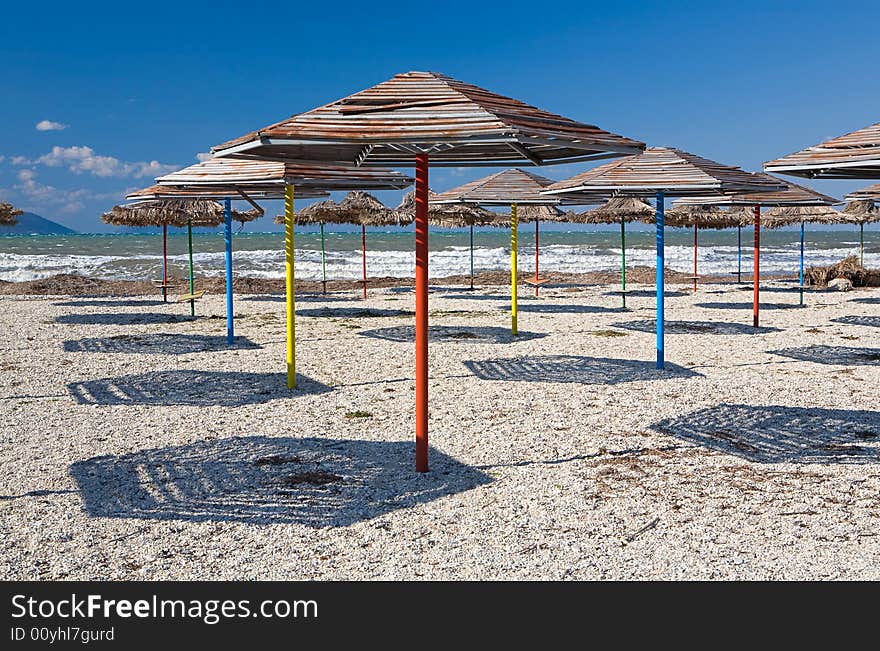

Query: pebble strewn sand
[1,279,878,580]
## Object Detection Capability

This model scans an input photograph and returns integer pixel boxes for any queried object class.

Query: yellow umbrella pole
[285,184,296,389]
[511,202,518,336]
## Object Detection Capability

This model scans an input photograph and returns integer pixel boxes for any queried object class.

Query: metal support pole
[415,154,429,473]
[361,224,367,300]
[187,219,195,316]
[860,223,864,266]
[224,200,233,344]
[737,225,742,283]
[284,185,296,389]
[753,205,761,328]
[320,222,327,294]
[656,191,665,370]
[534,219,540,297]
[693,223,698,293]
[511,203,518,336]
[799,221,805,307]
[469,224,474,290]
[621,216,626,309]
[162,223,168,303]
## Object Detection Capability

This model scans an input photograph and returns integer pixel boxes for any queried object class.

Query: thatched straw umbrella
[842,199,880,265]
[760,204,855,296]
[296,191,411,299]
[0,202,23,226]
[571,197,654,307]
[103,199,259,307]
[397,190,500,290]
[666,204,750,291]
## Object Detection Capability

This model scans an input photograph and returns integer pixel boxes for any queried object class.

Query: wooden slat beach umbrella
[543,147,785,368]
[431,168,573,331]
[397,190,500,290]
[765,123,880,180]
[295,191,412,299]
[148,158,412,345]
[675,175,838,310]
[104,198,260,309]
[843,187,880,265]
[572,198,657,307]
[0,202,23,226]
[665,204,750,292]
[211,70,645,472]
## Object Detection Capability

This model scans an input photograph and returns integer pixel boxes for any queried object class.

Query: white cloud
[17,145,178,179]
[35,120,69,132]
[11,168,121,215]
[196,152,213,162]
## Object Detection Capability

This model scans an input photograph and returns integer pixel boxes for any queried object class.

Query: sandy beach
[0,276,877,580]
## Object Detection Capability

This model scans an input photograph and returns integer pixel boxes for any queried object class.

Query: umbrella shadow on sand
[69,436,491,526]
[297,307,415,318]
[850,296,880,305]
[651,403,880,464]
[62,334,261,355]
[695,301,803,310]
[770,345,880,366]
[54,299,169,308]
[360,325,546,344]
[56,313,196,326]
[68,370,330,406]
[464,355,700,384]
[832,315,880,328]
[611,319,781,335]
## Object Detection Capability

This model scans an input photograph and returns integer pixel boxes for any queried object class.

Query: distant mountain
[0,212,77,235]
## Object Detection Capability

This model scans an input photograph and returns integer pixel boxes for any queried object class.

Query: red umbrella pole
[415,154,429,473]
[361,224,367,300]
[534,219,540,297]
[162,223,168,302]
[693,223,698,293]
[753,205,761,328]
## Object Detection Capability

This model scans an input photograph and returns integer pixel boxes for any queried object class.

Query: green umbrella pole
[860,223,864,267]
[320,222,327,294]
[187,219,195,316]
[469,224,475,290]
[621,216,626,309]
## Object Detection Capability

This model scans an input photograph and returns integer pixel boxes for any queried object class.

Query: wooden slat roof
[155,158,413,192]
[845,183,880,202]
[764,122,880,179]
[212,71,645,167]
[674,174,837,207]
[128,184,327,202]
[396,190,502,227]
[543,147,785,199]
[431,168,563,206]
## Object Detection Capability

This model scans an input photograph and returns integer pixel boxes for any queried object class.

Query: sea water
[1,224,877,283]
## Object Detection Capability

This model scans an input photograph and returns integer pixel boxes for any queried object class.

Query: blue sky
[1,0,878,232]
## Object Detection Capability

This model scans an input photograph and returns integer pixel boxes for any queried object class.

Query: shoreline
[0,266,792,296]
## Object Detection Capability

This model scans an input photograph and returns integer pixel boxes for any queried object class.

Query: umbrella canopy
[761,205,854,228]
[212,71,644,167]
[543,147,784,200]
[764,122,880,179]
[842,199,880,223]
[208,70,646,475]
[0,202,23,226]
[295,191,411,227]
[845,184,880,203]
[397,190,500,227]
[130,183,326,202]
[155,157,413,193]
[102,199,261,228]
[665,204,749,229]
[673,174,837,207]
[432,168,565,206]
[570,197,655,224]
